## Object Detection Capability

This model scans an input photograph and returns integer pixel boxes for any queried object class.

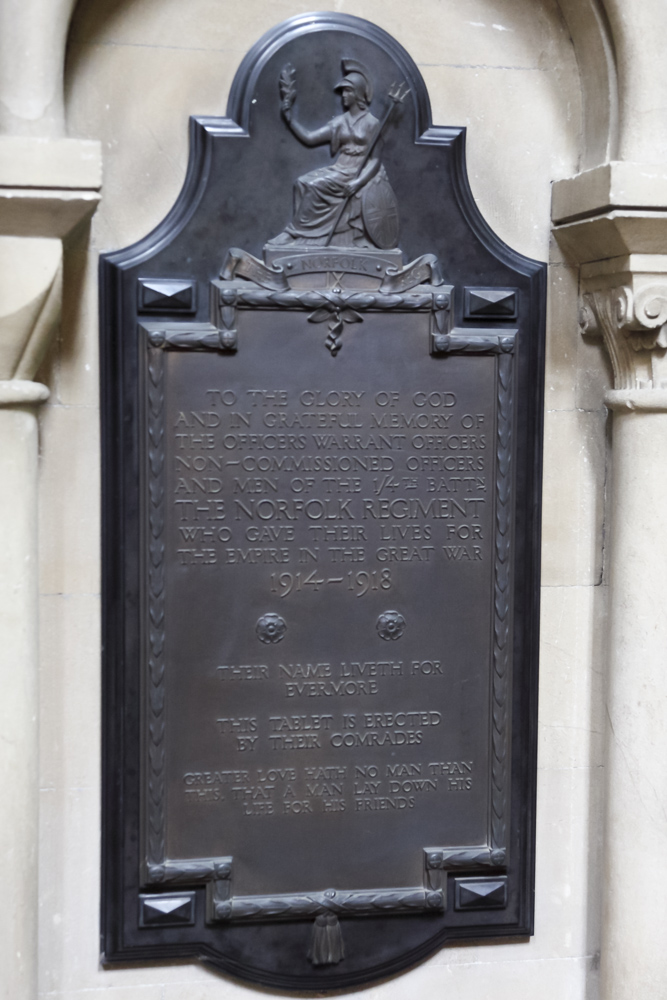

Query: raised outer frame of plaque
[100,12,545,991]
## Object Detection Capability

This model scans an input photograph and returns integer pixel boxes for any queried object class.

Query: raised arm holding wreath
[268,60,401,250]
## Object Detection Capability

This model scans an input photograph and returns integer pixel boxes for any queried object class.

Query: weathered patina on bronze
[268,58,405,250]
[100,13,545,990]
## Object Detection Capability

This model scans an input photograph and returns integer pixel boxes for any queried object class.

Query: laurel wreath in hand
[279,63,297,111]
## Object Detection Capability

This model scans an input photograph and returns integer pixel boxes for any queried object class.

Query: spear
[323,81,410,248]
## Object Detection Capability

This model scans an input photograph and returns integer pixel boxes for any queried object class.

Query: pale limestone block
[538,585,605,771]
[340,0,572,73]
[142,966,260,995]
[157,957,592,1000]
[548,231,568,267]
[67,42,231,250]
[69,0,562,68]
[0,236,61,379]
[541,408,607,587]
[36,788,63,996]
[40,988,164,1000]
[38,786,176,994]
[38,403,100,596]
[436,764,602,965]
[38,594,100,792]
[0,189,100,239]
[552,167,667,271]
[39,787,101,993]
[341,955,590,1000]
[533,764,603,961]
[552,162,667,225]
[0,137,102,189]
[546,263,581,412]
[419,62,580,261]
[160,979,271,1000]
[40,240,99,409]
[0,405,41,1000]
[69,0,297,52]
[543,260,613,412]
[555,211,667,265]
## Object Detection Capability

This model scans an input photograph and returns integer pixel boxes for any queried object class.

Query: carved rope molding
[211,280,452,356]
[491,349,513,861]
[580,282,667,390]
[141,322,515,913]
[426,331,515,877]
[146,345,167,876]
[144,285,451,357]
[148,322,237,353]
[213,285,447,312]
[146,858,233,885]
[143,340,237,905]
[213,887,444,923]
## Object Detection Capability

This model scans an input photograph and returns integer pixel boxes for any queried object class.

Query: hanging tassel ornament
[307,913,345,965]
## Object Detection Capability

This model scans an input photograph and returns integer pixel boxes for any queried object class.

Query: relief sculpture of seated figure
[268,60,400,251]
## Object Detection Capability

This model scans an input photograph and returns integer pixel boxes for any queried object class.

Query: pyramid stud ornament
[465,287,517,319]
[454,877,508,911]
[139,892,196,926]
[138,278,196,313]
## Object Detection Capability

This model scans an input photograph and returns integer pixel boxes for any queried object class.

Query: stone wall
[25,2,612,998]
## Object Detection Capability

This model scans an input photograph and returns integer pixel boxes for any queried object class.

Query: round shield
[361,177,400,249]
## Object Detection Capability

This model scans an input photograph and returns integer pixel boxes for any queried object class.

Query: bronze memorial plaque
[100,13,545,989]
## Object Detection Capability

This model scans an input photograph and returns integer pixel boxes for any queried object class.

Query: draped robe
[282,108,390,246]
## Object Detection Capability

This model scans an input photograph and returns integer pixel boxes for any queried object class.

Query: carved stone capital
[579,262,667,391]
[552,165,667,396]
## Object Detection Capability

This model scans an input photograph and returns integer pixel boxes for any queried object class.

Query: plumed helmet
[333,59,373,105]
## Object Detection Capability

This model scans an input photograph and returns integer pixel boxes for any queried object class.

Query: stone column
[601,389,667,997]
[0,238,60,1000]
[0,382,49,1000]
[580,268,667,999]
[0,0,101,988]
[0,0,77,137]
[554,171,667,997]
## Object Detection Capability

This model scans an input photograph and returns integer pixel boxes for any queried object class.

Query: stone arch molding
[0,0,620,162]
[0,0,78,136]
[17,0,667,173]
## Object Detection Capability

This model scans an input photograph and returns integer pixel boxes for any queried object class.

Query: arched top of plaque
[228,14,433,137]
[104,12,543,286]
